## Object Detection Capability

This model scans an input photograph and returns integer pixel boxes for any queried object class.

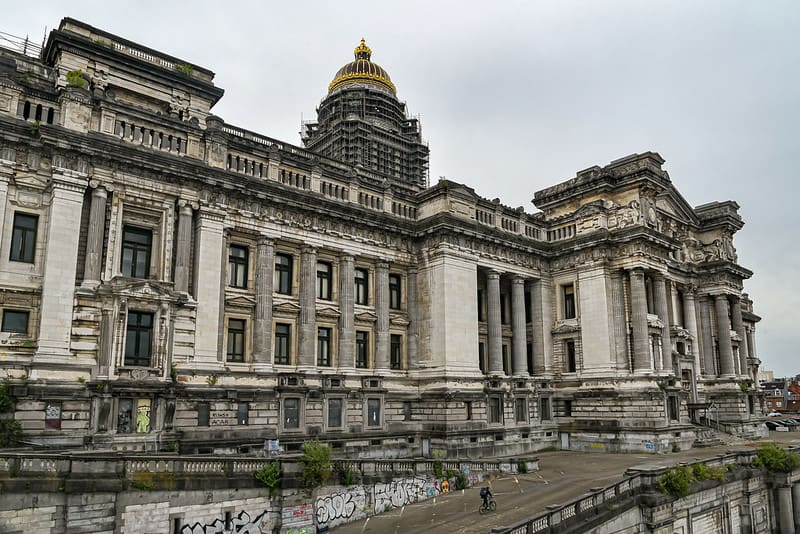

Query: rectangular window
[237,402,249,425]
[328,398,343,428]
[356,330,369,369]
[502,345,510,375]
[515,398,528,423]
[354,268,369,305]
[488,396,502,424]
[1,309,29,334]
[477,289,485,322]
[284,398,300,429]
[390,334,402,370]
[317,261,332,300]
[9,212,38,263]
[117,398,152,433]
[667,396,678,421]
[563,399,573,417]
[228,244,248,288]
[226,319,246,362]
[403,401,412,421]
[500,294,507,324]
[124,312,152,367]
[120,226,152,278]
[540,398,551,421]
[317,327,331,366]
[367,398,382,427]
[117,399,134,433]
[197,403,210,426]
[274,323,291,365]
[524,291,531,323]
[563,284,576,319]
[389,274,402,309]
[45,401,62,430]
[527,343,533,375]
[275,253,293,294]
[565,340,576,372]
[478,342,486,374]
[465,401,473,420]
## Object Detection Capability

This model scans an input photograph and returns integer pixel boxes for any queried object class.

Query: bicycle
[479,498,497,514]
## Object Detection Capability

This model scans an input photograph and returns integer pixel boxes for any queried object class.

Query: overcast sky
[5,1,799,377]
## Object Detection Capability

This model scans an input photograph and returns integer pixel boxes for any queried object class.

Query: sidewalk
[331,432,800,534]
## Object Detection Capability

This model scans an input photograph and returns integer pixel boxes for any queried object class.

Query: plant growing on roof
[65,69,87,88]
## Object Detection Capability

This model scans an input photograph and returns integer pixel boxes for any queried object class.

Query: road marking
[360,517,369,533]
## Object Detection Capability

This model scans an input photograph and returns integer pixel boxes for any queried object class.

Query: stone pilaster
[173,201,194,293]
[406,268,419,369]
[610,271,629,371]
[511,276,528,376]
[792,481,800,533]
[252,236,274,364]
[653,274,672,373]
[192,206,225,364]
[698,296,716,377]
[682,287,700,398]
[337,254,355,369]
[715,294,735,377]
[81,183,108,286]
[298,246,317,367]
[629,269,651,372]
[530,279,546,375]
[776,484,794,534]
[487,271,504,375]
[730,296,749,378]
[35,172,88,360]
[374,261,390,370]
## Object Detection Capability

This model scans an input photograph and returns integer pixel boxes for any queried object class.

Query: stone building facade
[0,18,765,457]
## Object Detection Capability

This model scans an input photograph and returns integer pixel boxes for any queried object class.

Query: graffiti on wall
[373,477,430,514]
[315,487,368,529]
[179,510,270,534]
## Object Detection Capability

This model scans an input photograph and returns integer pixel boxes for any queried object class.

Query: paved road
[331,432,800,534]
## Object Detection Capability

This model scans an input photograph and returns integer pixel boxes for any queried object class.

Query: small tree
[658,466,693,498]
[0,382,21,448]
[300,440,331,493]
[65,69,87,88]
[255,461,281,496]
[752,443,800,473]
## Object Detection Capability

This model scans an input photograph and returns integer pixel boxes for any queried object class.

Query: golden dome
[328,38,396,94]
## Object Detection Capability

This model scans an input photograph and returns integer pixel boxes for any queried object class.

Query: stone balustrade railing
[490,448,800,534]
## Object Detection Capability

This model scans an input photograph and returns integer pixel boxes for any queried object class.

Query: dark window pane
[227,318,245,362]
[10,213,38,263]
[197,403,210,426]
[120,226,152,278]
[356,331,368,368]
[328,398,342,428]
[2,310,29,334]
[229,245,249,288]
[317,262,332,300]
[237,402,249,425]
[389,274,401,310]
[274,323,291,364]
[275,254,293,294]
[284,398,299,429]
[124,312,153,366]
[564,284,576,319]
[367,398,381,427]
[390,334,402,370]
[317,327,331,366]
[354,268,369,305]
[117,399,133,433]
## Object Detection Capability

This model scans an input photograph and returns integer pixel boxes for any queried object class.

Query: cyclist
[479,486,493,511]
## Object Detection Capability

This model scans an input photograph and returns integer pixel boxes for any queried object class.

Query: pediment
[316,305,341,319]
[109,279,175,299]
[389,313,410,327]
[225,295,256,307]
[12,173,48,191]
[552,320,580,335]
[273,301,301,315]
[354,310,377,323]
[655,187,700,225]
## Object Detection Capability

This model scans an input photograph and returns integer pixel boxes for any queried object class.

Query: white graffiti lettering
[180,510,270,534]
[373,477,429,514]
[315,487,368,529]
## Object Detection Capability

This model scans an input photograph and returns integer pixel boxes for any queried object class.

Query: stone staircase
[692,426,726,448]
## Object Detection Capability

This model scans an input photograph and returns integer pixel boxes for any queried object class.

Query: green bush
[517,461,528,474]
[65,69,87,88]
[336,462,357,486]
[454,472,468,490]
[752,443,800,473]
[433,460,443,479]
[300,440,331,493]
[175,63,193,75]
[0,419,22,448]
[255,461,281,496]
[658,466,693,498]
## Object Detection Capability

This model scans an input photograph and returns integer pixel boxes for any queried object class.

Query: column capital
[487,270,501,280]
[301,245,317,255]
[375,260,390,270]
[88,181,109,196]
[177,199,199,211]
[511,275,526,285]
[257,234,274,247]
[339,253,355,262]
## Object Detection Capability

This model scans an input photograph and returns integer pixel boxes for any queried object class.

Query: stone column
[487,271,504,375]
[540,278,554,373]
[730,296,749,377]
[298,247,317,367]
[35,173,88,359]
[252,236,274,364]
[698,297,716,377]
[653,274,673,373]
[530,279,546,375]
[82,183,108,286]
[777,484,795,534]
[629,269,651,372]
[173,201,193,293]
[374,261,390,370]
[610,272,629,371]
[193,207,225,363]
[511,276,528,376]
[715,294,735,377]
[683,288,701,400]
[337,254,355,369]
[406,268,419,369]
[792,481,800,533]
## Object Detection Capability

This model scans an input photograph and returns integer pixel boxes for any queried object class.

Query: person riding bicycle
[479,486,493,510]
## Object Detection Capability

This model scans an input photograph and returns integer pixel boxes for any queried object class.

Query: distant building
[0,18,765,456]
[757,369,774,384]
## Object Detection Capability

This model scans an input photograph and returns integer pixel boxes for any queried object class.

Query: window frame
[390,333,403,370]
[9,212,38,263]
[565,340,577,373]
[388,273,402,310]
[120,225,153,279]
[326,397,344,430]
[488,396,503,425]
[228,244,249,289]
[366,397,382,428]
[354,267,369,305]
[317,326,332,367]
[274,322,292,365]
[283,397,301,430]
[226,318,246,363]
[1,309,29,334]
[515,398,528,423]
[124,311,153,367]
[275,253,294,295]
[355,330,369,369]
[316,261,333,300]
[563,283,576,320]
